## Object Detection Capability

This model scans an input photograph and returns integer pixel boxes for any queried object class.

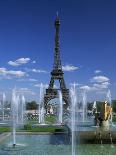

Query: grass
[112,117,116,122]
[26,115,57,124]
[45,115,57,124]
[0,127,11,133]
[0,126,66,133]
[0,125,66,133]
[0,115,65,133]
[20,122,66,133]
[19,126,64,133]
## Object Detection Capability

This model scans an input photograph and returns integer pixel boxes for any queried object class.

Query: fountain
[38,83,44,124]
[109,132,113,145]
[1,89,27,151]
[82,90,87,122]
[70,83,77,155]
[11,89,17,147]
[93,101,97,111]
[58,90,63,124]
[40,107,45,124]
[92,101,98,116]
[106,89,112,123]
[0,101,2,119]
[2,93,6,121]
[49,105,54,114]
[106,89,112,106]
[38,102,41,124]
[0,86,116,154]
[21,95,26,124]
[16,95,19,124]
[99,132,103,145]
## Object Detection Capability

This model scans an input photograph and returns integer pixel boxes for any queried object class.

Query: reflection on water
[0,135,116,155]
[75,122,116,131]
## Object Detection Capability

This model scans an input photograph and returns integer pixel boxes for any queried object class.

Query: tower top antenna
[56,11,58,17]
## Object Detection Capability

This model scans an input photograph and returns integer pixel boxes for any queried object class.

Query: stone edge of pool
[1,131,116,144]
[0,133,11,143]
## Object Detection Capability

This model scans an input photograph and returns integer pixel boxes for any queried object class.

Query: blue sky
[0,0,116,101]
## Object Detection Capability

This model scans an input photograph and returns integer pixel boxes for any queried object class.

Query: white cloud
[17,79,25,82]
[96,91,107,95]
[80,75,110,93]
[25,68,47,73]
[90,75,110,83]
[32,69,47,73]
[29,78,38,82]
[70,83,81,86]
[34,84,58,89]
[34,83,48,88]
[62,65,79,71]
[93,82,110,89]
[17,78,38,82]
[80,82,110,92]
[0,76,13,80]
[8,58,30,66]
[7,70,26,77]
[80,85,92,91]
[32,61,36,64]
[0,67,26,77]
[94,70,102,74]
[17,88,36,95]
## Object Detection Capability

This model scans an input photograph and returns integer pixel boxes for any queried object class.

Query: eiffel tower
[44,14,70,113]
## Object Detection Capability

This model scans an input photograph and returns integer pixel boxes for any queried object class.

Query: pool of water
[77,123,116,132]
[0,134,116,155]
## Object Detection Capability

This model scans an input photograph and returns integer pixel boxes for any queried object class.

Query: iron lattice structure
[44,15,70,113]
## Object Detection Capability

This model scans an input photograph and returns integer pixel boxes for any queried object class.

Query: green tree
[112,100,116,112]
[26,101,38,110]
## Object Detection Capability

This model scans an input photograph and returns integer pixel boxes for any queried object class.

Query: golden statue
[94,101,112,127]
[101,101,112,121]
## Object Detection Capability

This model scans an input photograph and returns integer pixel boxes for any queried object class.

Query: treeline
[2,100,116,112]
[0,101,39,110]
[24,100,116,112]
[112,100,116,112]
[87,100,116,113]
[26,101,38,110]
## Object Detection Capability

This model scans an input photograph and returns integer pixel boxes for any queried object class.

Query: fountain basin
[77,131,116,144]
[2,143,26,151]
[0,134,116,155]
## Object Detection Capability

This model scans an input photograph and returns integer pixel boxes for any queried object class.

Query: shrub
[55,128,64,132]
[24,124,32,130]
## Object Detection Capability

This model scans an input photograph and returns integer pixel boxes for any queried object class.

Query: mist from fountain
[11,89,18,146]
[2,93,6,121]
[38,83,45,124]
[16,95,20,124]
[93,101,97,109]
[82,90,87,122]
[92,101,97,114]
[2,90,27,150]
[40,107,45,124]
[70,83,77,155]
[106,89,112,123]
[106,89,112,106]
[20,95,26,124]
[58,90,63,124]
[38,102,41,124]
[109,132,113,145]
[0,101,1,117]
